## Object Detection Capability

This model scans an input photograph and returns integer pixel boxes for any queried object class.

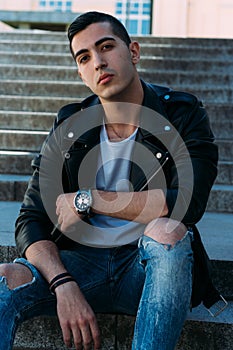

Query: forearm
[25,240,68,283]
[92,189,168,224]
[25,240,101,349]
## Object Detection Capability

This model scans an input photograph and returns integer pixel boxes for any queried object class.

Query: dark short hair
[68,11,131,57]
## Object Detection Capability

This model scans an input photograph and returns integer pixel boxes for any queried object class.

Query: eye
[79,55,90,64]
[102,43,114,51]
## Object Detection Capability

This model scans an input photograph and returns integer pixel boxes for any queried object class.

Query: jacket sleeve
[15,152,54,256]
[163,92,218,225]
[15,103,81,257]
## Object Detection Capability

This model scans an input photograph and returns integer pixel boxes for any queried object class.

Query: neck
[100,76,144,122]
[105,122,137,142]
[103,102,141,142]
[99,76,143,141]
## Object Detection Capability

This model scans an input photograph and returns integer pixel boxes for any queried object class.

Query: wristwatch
[73,189,92,216]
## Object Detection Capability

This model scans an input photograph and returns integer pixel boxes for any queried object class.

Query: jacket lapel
[130,81,171,191]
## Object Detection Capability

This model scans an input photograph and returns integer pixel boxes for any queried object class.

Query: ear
[129,41,140,65]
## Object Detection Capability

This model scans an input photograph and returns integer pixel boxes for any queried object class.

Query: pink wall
[0,0,233,38]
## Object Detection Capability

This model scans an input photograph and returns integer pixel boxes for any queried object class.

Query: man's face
[71,22,140,103]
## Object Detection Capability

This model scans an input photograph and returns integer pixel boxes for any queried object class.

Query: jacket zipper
[139,153,169,192]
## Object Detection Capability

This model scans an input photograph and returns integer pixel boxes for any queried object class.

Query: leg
[132,218,193,350]
[0,258,56,350]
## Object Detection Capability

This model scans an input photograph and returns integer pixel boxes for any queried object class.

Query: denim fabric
[133,231,193,350]
[0,232,193,350]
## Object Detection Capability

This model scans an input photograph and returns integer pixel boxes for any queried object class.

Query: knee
[0,262,33,290]
[144,217,187,247]
[0,263,12,278]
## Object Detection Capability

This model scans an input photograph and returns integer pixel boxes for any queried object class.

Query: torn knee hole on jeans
[0,265,35,290]
[141,230,192,251]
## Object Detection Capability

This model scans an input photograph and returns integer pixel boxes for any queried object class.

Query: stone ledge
[13,303,233,350]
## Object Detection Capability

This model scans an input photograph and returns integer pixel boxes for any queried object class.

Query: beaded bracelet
[50,277,76,295]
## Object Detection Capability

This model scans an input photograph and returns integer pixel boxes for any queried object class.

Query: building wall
[72,0,114,14]
[0,0,114,13]
[187,0,233,38]
[153,0,233,38]
[0,0,233,38]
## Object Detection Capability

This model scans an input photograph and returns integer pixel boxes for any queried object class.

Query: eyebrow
[74,37,116,60]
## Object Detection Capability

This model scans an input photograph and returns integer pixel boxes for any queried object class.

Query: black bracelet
[50,277,76,295]
[49,272,71,288]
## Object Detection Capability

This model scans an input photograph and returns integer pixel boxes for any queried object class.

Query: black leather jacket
[15,81,220,308]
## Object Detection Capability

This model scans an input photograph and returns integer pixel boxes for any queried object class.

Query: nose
[94,53,107,71]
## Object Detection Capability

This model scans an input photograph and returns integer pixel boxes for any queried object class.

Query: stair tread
[11,301,233,350]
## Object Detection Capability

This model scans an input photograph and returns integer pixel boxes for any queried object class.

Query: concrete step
[0,64,77,81]
[0,112,231,136]
[139,43,233,59]
[139,69,233,93]
[1,64,233,85]
[0,172,232,212]
[0,111,55,131]
[210,120,233,140]
[196,211,233,300]
[217,139,233,161]
[0,96,231,117]
[0,129,48,152]
[11,303,233,350]
[139,70,233,88]
[0,51,73,66]
[0,175,29,201]
[0,95,79,112]
[0,151,35,175]
[0,130,231,160]
[210,102,233,120]
[1,39,232,59]
[0,112,232,141]
[1,152,232,187]
[1,30,233,46]
[1,51,232,73]
[138,56,233,73]
[0,80,233,104]
[0,30,67,41]
[0,105,232,139]
[0,80,90,98]
[207,184,233,213]
[218,161,233,185]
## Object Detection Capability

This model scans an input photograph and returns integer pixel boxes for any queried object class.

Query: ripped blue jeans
[0,231,193,350]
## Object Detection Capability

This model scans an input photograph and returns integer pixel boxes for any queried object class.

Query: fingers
[77,324,93,350]
[60,319,101,350]
[89,318,101,350]
[61,324,73,349]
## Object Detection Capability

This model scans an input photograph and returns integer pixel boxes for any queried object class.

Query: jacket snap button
[64,152,70,159]
[68,132,74,138]
[156,152,162,159]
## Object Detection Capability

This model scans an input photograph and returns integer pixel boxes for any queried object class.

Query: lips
[98,73,114,85]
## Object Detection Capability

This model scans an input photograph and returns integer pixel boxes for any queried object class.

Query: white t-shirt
[77,124,145,247]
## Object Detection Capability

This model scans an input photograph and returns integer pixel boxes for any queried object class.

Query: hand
[55,281,101,350]
[56,193,81,233]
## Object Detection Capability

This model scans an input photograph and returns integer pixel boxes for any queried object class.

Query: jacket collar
[70,81,171,191]
[77,80,170,144]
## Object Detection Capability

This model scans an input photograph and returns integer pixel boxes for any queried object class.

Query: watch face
[75,191,91,212]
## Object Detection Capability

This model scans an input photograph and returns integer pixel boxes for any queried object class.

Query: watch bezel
[73,189,92,215]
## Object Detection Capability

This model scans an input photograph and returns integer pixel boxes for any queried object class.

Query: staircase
[0,30,232,349]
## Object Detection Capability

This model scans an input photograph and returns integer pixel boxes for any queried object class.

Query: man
[0,11,223,350]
